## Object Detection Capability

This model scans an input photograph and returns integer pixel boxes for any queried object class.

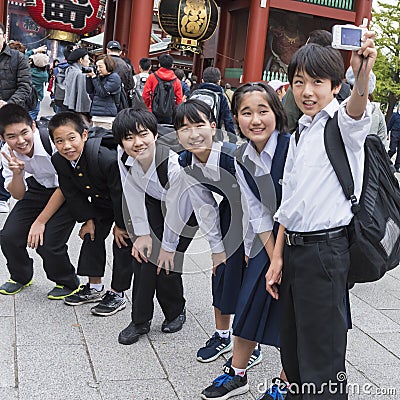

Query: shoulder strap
[36,119,52,156]
[219,142,237,176]
[324,112,359,211]
[155,141,170,189]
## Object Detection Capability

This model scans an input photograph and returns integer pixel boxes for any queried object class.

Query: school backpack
[324,112,400,283]
[152,74,177,124]
[189,88,221,121]
[133,74,148,95]
[53,64,68,106]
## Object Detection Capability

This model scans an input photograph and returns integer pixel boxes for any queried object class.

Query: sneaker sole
[47,287,82,300]
[90,302,126,316]
[201,383,249,400]
[247,352,263,370]
[0,280,33,295]
[63,297,104,306]
[197,340,233,363]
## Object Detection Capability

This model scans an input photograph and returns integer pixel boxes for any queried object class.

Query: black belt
[284,227,347,246]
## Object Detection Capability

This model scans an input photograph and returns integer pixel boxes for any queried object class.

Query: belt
[284,227,347,246]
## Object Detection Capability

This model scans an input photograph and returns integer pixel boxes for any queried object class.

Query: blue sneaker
[201,366,249,399]
[257,377,288,399]
[197,332,233,362]
[224,344,263,370]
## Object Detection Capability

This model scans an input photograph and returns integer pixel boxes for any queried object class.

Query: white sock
[232,365,246,377]
[90,283,103,291]
[216,329,230,339]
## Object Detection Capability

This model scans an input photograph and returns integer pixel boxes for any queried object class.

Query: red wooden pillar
[355,0,373,26]
[215,5,232,80]
[103,0,116,53]
[0,0,8,27]
[114,0,132,51]
[192,52,204,81]
[128,0,153,72]
[242,0,270,83]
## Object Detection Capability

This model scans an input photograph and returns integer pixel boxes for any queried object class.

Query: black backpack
[152,73,177,124]
[324,112,400,283]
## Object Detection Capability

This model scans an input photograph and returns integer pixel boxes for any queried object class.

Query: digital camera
[82,65,97,74]
[332,25,367,51]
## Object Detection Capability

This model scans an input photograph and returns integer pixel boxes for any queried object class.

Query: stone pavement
[1,95,400,400]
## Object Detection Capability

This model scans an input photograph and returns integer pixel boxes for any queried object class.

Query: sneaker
[224,344,263,370]
[118,321,151,345]
[197,332,233,363]
[63,283,104,305]
[90,290,126,316]
[0,278,33,295]
[47,285,80,300]
[161,307,186,333]
[257,378,288,400]
[0,200,9,213]
[201,366,249,400]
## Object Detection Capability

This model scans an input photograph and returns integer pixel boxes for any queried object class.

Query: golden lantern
[158,0,219,54]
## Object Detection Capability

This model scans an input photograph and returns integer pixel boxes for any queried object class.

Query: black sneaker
[197,332,232,363]
[257,377,288,400]
[0,278,33,295]
[90,290,126,316]
[118,321,151,345]
[64,283,104,305]
[224,344,263,370]
[47,285,81,300]
[161,307,186,333]
[201,366,249,400]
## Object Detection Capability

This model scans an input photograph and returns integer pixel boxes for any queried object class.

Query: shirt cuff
[210,241,225,254]
[161,239,179,252]
[132,222,150,237]
[250,217,274,234]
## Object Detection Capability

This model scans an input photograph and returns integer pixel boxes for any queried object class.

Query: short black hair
[63,44,74,60]
[202,67,221,84]
[174,99,216,131]
[174,68,185,80]
[112,108,158,145]
[158,54,173,69]
[48,112,86,141]
[0,104,33,136]
[307,30,332,46]
[288,44,344,89]
[231,82,288,137]
[139,57,151,71]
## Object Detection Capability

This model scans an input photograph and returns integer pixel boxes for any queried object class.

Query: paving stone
[0,317,15,388]
[0,388,18,399]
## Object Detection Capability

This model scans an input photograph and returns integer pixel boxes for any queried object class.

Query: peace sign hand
[1,148,25,175]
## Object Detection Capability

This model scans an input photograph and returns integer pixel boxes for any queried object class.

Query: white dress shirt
[235,130,278,255]
[1,128,58,190]
[117,145,193,252]
[276,98,372,232]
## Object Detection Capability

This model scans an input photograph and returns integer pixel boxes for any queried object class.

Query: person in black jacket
[49,112,134,317]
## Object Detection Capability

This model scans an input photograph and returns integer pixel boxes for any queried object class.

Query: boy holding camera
[266,30,376,399]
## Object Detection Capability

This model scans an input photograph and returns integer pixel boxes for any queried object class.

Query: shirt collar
[298,98,339,131]
[242,129,278,162]
[192,141,222,172]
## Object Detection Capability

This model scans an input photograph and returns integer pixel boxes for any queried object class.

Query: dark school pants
[280,235,350,400]
[388,130,400,170]
[0,177,79,289]
[76,203,134,293]
[130,194,197,325]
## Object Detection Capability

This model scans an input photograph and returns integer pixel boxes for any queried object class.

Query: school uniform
[276,98,371,399]
[0,129,79,289]
[232,130,289,346]
[51,143,133,293]
[178,141,245,315]
[118,144,196,325]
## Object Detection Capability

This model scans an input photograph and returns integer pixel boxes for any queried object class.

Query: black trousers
[280,235,350,400]
[388,130,400,170]
[131,195,197,325]
[0,178,79,289]
[77,203,134,293]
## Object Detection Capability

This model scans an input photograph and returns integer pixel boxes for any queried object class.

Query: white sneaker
[0,201,9,213]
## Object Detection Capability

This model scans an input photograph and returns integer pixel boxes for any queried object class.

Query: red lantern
[26,0,106,35]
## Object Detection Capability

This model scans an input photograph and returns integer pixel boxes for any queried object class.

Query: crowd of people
[0,21,398,400]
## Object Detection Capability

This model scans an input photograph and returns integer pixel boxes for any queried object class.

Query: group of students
[0,29,377,400]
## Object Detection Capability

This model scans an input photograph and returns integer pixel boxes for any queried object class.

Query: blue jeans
[28,100,41,121]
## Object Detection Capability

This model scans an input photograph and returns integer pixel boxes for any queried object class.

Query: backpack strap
[155,141,170,189]
[324,112,360,213]
[35,118,53,156]
[219,142,237,176]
